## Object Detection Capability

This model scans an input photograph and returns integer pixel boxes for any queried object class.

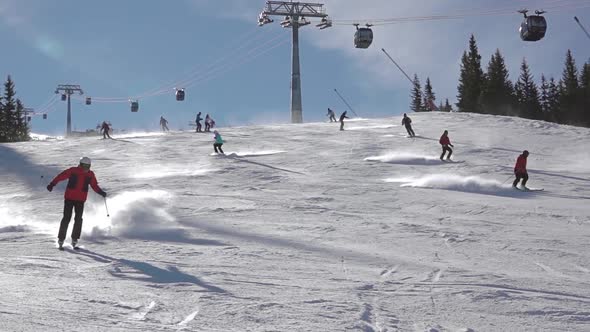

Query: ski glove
[46,184,54,192]
[98,190,107,198]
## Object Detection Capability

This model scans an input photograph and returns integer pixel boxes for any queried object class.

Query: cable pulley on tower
[518,9,548,41]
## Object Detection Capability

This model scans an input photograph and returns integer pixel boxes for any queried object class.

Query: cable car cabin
[519,14,547,41]
[130,101,139,113]
[43,114,47,120]
[176,89,185,101]
[354,26,373,49]
[27,116,31,122]
[61,94,67,101]
[85,97,92,105]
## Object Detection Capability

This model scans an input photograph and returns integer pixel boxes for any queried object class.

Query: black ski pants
[513,172,529,187]
[340,120,345,131]
[58,200,85,241]
[440,146,453,160]
[196,121,202,132]
[214,143,224,154]
[405,125,415,137]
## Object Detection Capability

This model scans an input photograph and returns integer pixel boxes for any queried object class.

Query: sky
[1,0,589,135]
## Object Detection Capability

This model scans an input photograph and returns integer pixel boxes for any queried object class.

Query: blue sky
[1,0,589,135]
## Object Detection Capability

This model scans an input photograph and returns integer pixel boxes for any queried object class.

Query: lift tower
[55,84,84,137]
[258,1,331,123]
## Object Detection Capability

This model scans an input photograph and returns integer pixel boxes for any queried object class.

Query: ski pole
[104,197,110,217]
[501,174,513,185]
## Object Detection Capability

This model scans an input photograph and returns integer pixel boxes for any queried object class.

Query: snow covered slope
[1,112,589,331]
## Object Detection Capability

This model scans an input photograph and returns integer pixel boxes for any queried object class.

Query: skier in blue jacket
[213,130,224,154]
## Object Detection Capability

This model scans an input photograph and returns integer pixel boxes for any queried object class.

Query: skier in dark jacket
[512,150,529,189]
[160,116,169,132]
[100,121,111,139]
[339,111,349,131]
[195,112,203,132]
[439,130,454,160]
[401,113,415,137]
[327,108,337,122]
[47,157,107,250]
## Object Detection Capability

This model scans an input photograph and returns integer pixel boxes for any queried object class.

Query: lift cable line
[574,16,590,41]
[333,89,359,117]
[258,1,331,123]
[381,48,415,87]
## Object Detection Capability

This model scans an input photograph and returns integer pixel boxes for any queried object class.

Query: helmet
[79,157,91,166]
[523,150,529,156]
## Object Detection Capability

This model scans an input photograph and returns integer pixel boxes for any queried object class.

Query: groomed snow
[1,112,589,331]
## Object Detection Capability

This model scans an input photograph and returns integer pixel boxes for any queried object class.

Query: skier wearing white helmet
[47,157,107,250]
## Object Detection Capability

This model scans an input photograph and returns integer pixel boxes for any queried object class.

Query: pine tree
[514,58,542,120]
[16,99,30,141]
[2,75,17,142]
[558,50,579,124]
[444,98,453,112]
[410,74,423,112]
[481,49,515,115]
[423,77,436,111]
[456,35,486,113]
[540,75,550,115]
[0,86,5,142]
[579,62,590,126]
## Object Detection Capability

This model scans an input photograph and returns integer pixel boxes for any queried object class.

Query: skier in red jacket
[512,150,529,189]
[47,157,107,250]
[439,130,454,160]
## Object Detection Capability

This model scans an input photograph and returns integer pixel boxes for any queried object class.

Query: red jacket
[514,155,527,174]
[439,134,451,146]
[50,166,104,202]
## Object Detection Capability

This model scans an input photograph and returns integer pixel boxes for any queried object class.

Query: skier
[213,130,224,154]
[204,114,211,132]
[339,111,349,131]
[46,157,107,250]
[327,108,337,122]
[195,112,203,132]
[439,130,454,160]
[401,113,415,137]
[160,116,169,132]
[512,150,530,189]
[100,121,111,139]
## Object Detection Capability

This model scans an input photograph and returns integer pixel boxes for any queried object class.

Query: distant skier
[195,112,203,132]
[327,108,337,122]
[401,113,415,137]
[439,130,454,160]
[204,114,211,132]
[160,116,169,132]
[512,150,530,189]
[100,121,111,139]
[339,111,349,131]
[213,130,224,154]
[46,157,107,250]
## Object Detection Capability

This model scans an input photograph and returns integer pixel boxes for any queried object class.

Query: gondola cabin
[130,101,139,113]
[354,24,373,49]
[85,97,92,105]
[519,10,547,41]
[43,114,47,120]
[61,94,67,101]
[27,116,31,122]
[176,89,185,101]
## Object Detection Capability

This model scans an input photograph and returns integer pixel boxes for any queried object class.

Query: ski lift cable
[574,16,590,41]
[330,0,589,26]
[381,48,415,87]
[151,31,290,95]
[144,30,289,98]
[136,27,268,99]
[145,33,291,96]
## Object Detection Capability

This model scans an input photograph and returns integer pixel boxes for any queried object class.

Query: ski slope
[1,112,589,331]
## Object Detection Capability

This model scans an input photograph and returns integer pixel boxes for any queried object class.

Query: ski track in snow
[131,301,156,321]
[178,308,199,326]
